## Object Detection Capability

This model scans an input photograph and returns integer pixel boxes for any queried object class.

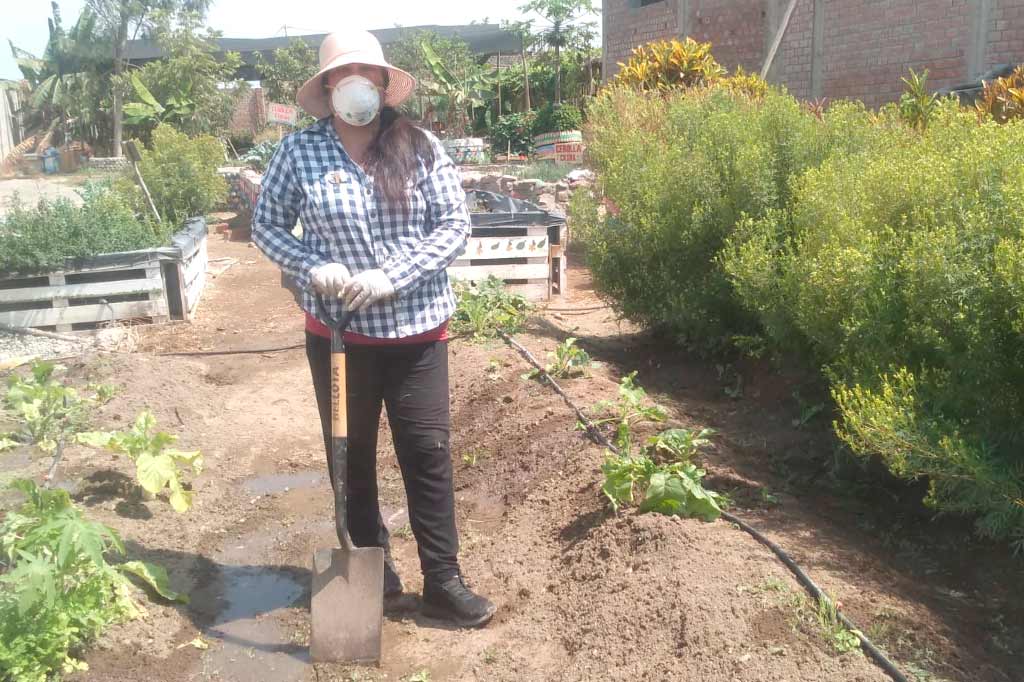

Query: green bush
[118,124,227,225]
[573,85,875,347]
[532,102,583,136]
[490,111,537,155]
[0,183,167,273]
[722,101,1024,542]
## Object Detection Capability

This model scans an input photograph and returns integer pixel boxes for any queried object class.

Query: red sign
[554,141,585,163]
[267,102,298,126]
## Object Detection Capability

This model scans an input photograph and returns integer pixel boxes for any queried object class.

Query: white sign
[267,102,298,126]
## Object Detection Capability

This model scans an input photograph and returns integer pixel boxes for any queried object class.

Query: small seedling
[792,390,824,428]
[461,450,487,467]
[588,372,668,453]
[451,276,530,340]
[759,487,780,505]
[485,359,503,381]
[392,524,413,540]
[404,670,431,682]
[3,361,93,453]
[523,337,592,381]
[77,411,203,513]
[815,595,862,654]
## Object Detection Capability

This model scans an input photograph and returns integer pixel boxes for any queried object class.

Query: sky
[2,0,592,80]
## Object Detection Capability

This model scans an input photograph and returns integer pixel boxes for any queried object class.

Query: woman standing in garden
[251,29,495,628]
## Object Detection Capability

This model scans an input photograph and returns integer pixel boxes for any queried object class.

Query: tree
[519,0,598,103]
[86,0,212,156]
[9,3,113,150]
[419,40,496,137]
[127,12,243,139]
[254,39,319,103]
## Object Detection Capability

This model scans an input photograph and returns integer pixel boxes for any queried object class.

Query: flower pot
[532,131,584,163]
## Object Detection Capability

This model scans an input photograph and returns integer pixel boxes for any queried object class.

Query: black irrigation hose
[498,329,908,682]
[721,510,908,682]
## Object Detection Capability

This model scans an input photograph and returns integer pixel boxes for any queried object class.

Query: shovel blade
[310,546,384,663]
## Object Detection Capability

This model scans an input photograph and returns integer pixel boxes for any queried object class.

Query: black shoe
[383,549,403,598]
[422,575,496,628]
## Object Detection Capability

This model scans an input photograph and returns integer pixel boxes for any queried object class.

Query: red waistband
[305,312,448,345]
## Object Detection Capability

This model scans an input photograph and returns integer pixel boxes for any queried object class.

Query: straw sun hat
[296,29,416,119]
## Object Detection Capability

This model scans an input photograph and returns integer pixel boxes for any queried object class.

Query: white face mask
[330,75,382,127]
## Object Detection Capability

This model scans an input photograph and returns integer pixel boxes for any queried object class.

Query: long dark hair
[366,106,435,209]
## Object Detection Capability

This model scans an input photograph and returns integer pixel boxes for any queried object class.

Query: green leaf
[135,452,177,496]
[117,561,188,603]
[0,435,19,451]
[166,449,203,475]
[167,485,193,513]
[76,431,117,449]
[130,73,163,112]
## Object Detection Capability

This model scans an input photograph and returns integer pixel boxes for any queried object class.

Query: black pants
[306,332,460,582]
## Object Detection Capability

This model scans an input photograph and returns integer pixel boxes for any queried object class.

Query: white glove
[341,269,396,311]
[310,263,351,298]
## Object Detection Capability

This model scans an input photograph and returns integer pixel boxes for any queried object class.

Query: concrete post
[677,0,691,38]
[810,0,826,99]
[968,0,993,79]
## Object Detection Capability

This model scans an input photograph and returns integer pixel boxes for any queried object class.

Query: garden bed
[0,217,208,331]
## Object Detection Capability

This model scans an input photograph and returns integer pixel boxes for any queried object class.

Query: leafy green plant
[523,337,591,380]
[77,411,203,512]
[975,65,1024,123]
[116,124,227,225]
[601,452,724,521]
[0,480,185,682]
[724,101,1024,542]
[450,276,531,340]
[122,73,196,128]
[610,37,725,92]
[644,428,715,464]
[0,183,166,273]
[898,68,940,130]
[815,595,862,654]
[3,362,94,453]
[491,111,537,155]
[532,102,583,135]
[511,161,577,182]
[420,40,496,138]
[589,372,667,452]
[241,140,280,173]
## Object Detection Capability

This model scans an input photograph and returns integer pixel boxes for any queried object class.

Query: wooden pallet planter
[0,217,209,332]
[463,190,569,300]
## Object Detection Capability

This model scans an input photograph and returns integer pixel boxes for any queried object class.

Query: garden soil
[6,227,1017,681]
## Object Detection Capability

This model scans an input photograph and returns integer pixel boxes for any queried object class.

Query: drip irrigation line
[498,329,908,682]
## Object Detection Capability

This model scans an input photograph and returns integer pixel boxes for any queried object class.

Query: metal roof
[125,24,524,80]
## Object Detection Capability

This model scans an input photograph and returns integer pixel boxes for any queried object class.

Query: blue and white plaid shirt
[252,118,469,338]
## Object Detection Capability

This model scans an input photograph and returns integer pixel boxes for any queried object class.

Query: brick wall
[229,88,268,136]
[604,0,678,75]
[603,0,1024,106]
[988,0,1024,68]
[688,1,768,72]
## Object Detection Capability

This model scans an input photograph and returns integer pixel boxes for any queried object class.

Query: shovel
[310,296,383,664]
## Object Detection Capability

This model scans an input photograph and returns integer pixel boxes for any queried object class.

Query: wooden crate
[0,218,209,331]
[171,227,208,321]
[450,224,552,300]
[0,260,168,332]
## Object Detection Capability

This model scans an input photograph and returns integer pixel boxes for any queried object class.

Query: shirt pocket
[306,170,366,242]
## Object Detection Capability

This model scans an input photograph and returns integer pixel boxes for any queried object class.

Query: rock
[461,175,479,189]
[536,193,558,210]
[567,168,595,183]
[499,175,517,192]
[555,181,569,191]
[555,191,571,203]
[515,179,543,194]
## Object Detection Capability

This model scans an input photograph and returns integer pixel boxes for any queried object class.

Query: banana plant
[122,73,195,128]
[420,40,496,137]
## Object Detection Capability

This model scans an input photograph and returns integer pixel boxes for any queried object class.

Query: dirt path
[9,231,1015,682]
